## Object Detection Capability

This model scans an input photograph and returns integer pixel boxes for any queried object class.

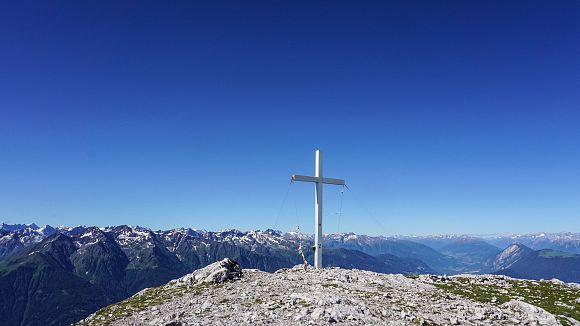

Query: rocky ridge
[493,243,535,271]
[76,259,579,326]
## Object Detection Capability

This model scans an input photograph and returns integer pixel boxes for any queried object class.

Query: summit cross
[292,150,345,269]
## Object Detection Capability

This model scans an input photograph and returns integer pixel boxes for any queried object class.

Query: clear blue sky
[1,1,579,235]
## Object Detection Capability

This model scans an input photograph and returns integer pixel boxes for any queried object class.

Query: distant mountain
[297,232,512,275]
[0,222,56,236]
[0,222,39,232]
[400,233,580,254]
[305,248,435,274]
[0,223,65,258]
[398,233,580,273]
[493,243,535,271]
[324,233,457,274]
[493,243,580,283]
[483,233,580,254]
[401,234,479,251]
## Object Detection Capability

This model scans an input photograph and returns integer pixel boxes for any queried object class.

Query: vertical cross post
[292,150,345,269]
[314,150,323,268]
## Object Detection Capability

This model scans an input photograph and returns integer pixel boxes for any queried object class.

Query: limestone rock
[76,259,575,326]
[500,300,559,325]
[174,258,242,286]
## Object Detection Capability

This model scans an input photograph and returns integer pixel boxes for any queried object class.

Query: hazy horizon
[2,220,578,239]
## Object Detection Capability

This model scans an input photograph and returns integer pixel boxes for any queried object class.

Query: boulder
[175,258,243,286]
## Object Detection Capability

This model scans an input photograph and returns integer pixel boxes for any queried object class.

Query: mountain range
[0,222,579,326]
[493,243,580,283]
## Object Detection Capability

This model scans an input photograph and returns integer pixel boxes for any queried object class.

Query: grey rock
[77,261,567,326]
[311,307,324,320]
[174,258,242,286]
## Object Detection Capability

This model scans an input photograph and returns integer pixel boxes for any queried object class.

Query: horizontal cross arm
[292,175,318,183]
[292,174,345,185]
[321,177,346,185]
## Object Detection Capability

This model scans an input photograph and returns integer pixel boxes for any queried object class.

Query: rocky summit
[76,258,580,326]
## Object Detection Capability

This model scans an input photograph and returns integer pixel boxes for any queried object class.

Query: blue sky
[0,1,579,235]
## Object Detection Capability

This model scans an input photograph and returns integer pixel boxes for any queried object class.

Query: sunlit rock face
[493,243,535,271]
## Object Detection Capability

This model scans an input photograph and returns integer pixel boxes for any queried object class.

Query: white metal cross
[292,150,345,269]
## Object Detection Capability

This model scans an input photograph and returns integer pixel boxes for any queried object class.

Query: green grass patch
[538,249,578,258]
[72,283,212,326]
[429,278,579,324]
[322,283,339,288]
